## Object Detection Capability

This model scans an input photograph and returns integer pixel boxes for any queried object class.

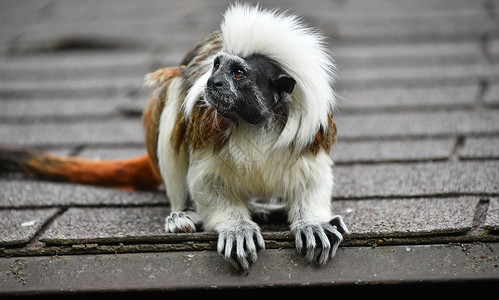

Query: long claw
[216,221,264,270]
[292,216,348,265]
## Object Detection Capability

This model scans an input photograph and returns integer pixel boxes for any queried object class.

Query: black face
[204,53,296,125]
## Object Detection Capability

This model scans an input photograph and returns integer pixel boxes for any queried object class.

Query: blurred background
[1,0,498,228]
[1,1,498,294]
[0,0,497,157]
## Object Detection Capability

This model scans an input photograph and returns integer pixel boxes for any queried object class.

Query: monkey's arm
[215,208,266,271]
[286,151,349,264]
[188,171,265,270]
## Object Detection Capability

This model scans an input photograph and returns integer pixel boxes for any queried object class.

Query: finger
[217,232,226,255]
[228,256,241,270]
[295,230,304,253]
[219,234,241,270]
[166,217,175,233]
[322,222,344,258]
[316,227,331,265]
[254,231,265,251]
[245,232,258,263]
[236,235,250,271]
[330,215,349,235]
[303,226,316,263]
[224,233,235,261]
[329,230,343,258]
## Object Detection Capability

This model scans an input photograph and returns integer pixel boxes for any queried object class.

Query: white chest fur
[187,123,333,203]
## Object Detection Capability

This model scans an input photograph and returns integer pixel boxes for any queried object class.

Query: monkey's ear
[274,74,296,95]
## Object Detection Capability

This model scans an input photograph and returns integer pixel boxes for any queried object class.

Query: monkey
[0,4,349,271]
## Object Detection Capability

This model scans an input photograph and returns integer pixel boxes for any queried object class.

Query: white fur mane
[185,3,336,152]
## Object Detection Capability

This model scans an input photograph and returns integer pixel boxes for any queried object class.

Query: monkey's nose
[213,78,224,87]
[208,75,227,89]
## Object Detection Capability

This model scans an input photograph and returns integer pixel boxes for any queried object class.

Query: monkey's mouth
[204,87,265,125]
[204,87,236,116]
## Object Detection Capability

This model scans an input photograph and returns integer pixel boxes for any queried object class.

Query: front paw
[217,221,266,271]
[292,215,349,265]
[165,211,197,233]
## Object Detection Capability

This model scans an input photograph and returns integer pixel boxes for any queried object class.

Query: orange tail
[0,148,162,190]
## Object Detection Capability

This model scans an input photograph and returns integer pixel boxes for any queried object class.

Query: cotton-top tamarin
[0,4,348,270]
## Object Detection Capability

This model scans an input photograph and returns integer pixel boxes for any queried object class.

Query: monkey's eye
[213,57,221,71]
[233,69,244,78]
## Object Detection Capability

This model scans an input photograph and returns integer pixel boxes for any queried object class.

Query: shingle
[0,0,49,54]
[0,98,129,119]
[332,197,478,236]
[0,77,140,99]
[336,84,478,111]
[0,84,130,100]
[332,11,495,42]
[41,207,170,244]
[0,51,150,70]
[335,110,499,139]
[459,137,499,159]
[10,16,214,55]
[335,40,481,68]
[489,39,499,61]
[338,0,486,14]
[333,161,499,199]
[0,208,59,246]
[0,179,166,208]
[39,197,479,245]
[483,198,499,231]
[483,82,499,105]
[27,0,224,25]
[0,119,145,147]
[338,63,499,87]
[332,138,454,163]
[0,52,151,81]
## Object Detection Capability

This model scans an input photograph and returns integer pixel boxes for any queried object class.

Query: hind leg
[165,210,201,233]
[160,146,198,233]
[160,144,201,233]
[155,77,200,233]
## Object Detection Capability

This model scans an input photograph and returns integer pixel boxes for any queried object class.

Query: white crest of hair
[221,3,337,152]
[183,58,214,118]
